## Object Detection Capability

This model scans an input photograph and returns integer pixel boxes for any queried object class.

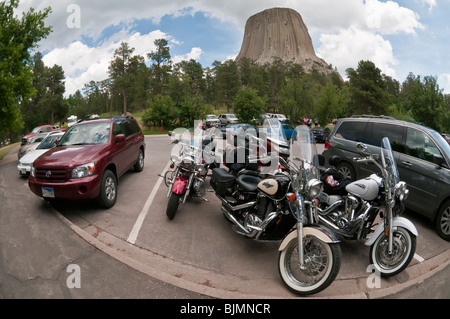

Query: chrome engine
[317,192,371,238]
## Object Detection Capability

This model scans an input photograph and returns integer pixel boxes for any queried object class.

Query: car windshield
[207,115,218,119]
[58,122,111,146]
[37,134,62,150]
[30,134,47,143]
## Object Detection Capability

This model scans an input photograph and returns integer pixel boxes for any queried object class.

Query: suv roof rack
[350,114,397,120]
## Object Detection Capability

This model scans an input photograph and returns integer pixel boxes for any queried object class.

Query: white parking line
[127,161,171,244]
[414,253,425,263]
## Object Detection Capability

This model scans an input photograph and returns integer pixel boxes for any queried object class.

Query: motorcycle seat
[237,174,261,193]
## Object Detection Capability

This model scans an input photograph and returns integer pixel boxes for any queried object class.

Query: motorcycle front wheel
[369,226,416,277]
[278,235,341,296]
[166,193,182,220]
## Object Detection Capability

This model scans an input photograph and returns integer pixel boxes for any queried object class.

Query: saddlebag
[210,168,235,196]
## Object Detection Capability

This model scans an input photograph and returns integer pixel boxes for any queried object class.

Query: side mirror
[433,154,448,168]
[115,134,126,143]
[356,143,367,152]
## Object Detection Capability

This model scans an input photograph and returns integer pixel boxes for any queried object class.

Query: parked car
[203,114,221,128]
[221,123,256,140]
[21,125,53,146]
[18,133,49,160]
[269,113,288,122]
[218,113,238,126]
[443,133,450,144]
[281,123,295,140]
[28,117,145,208]
[312,126,331,143]
[322,115,450,240]
[67,115,78,127]
[17,131,64,176]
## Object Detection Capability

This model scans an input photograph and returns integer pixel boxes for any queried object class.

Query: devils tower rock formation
[236,8,335,76]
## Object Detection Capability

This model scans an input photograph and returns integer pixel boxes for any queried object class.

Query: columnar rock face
[236,7,333,75]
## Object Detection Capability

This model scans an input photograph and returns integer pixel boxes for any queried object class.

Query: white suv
[219,114,239,126]
[269,113,288,122]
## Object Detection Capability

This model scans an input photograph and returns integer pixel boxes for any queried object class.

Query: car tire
[98,170,117,209]
[133,149,144,172]
[436,200,450,241]
[337,162,356,181]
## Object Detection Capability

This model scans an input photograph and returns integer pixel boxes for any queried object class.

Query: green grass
[0,143,19,161]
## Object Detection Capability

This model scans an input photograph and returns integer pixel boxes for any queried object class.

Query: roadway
[0,135,449,300]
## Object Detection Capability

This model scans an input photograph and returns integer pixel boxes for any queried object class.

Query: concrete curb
[53,207,450,299]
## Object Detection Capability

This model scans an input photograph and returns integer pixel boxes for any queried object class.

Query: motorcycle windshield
[381,137,400,187]
[289,125,320,178]
[261,118,289,147]
[170,128,201,165]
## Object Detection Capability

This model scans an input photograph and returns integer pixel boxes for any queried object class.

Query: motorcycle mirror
[356,143,367,152]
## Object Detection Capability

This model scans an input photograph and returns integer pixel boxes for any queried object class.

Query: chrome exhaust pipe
[221,206,253,236]
[317,198,345,215]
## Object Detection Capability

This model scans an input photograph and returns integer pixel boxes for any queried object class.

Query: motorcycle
[165,127,218,220]
[318,137,418,277]
[210,125,341,296]
[222,118,290,177]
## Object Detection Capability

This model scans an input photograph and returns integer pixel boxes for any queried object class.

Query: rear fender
[279,225,340,251]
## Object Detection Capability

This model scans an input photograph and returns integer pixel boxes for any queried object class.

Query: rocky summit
[236,7,336,76]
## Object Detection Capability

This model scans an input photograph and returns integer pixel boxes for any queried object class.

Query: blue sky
[16,0,450,96]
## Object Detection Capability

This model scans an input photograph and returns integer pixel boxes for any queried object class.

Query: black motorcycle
[210,125,341,295]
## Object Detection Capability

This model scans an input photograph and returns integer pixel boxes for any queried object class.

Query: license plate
[42,187,55,198]
[20,168,27,175]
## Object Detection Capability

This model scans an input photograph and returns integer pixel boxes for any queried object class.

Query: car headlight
[394,181,409,201]
[306,179,323,199]
[31,165,36,177]
[71,162,96,179]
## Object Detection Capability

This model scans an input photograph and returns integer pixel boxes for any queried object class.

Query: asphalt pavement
[1,136,449,303]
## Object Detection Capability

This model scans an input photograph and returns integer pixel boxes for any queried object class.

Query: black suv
[323,115,450,240]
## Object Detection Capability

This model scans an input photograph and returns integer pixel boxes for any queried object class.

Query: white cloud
[364,0,424,35]
[438,74,450,94]
[173,47,204,64]
[317,26,398,79]
[43,30,169,96]
[19,1,428,94]
[418,0,437,12]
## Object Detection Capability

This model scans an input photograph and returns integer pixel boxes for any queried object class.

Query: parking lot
[36,134,449,298]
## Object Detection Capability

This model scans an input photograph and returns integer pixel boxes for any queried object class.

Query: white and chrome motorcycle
[318,137,418,277]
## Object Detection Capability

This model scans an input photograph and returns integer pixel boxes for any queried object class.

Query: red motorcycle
[165,128,217,220]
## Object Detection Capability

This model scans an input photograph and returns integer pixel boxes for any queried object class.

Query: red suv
[28,117,145,208]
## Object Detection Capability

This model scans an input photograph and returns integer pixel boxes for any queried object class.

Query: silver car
[323,115,450,241]
[218,113,239,126]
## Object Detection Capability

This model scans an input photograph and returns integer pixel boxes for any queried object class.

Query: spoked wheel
[278,235,341,296]
[369,227,416,277]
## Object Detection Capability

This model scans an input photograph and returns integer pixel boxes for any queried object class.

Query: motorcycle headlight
[71,162,96,179]
[305,179,323,199]
[170,154,181,164]
[394,181,409,201]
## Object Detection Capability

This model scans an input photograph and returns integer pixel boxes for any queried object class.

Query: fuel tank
[345,178,379,201]
[257,174,291,201]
